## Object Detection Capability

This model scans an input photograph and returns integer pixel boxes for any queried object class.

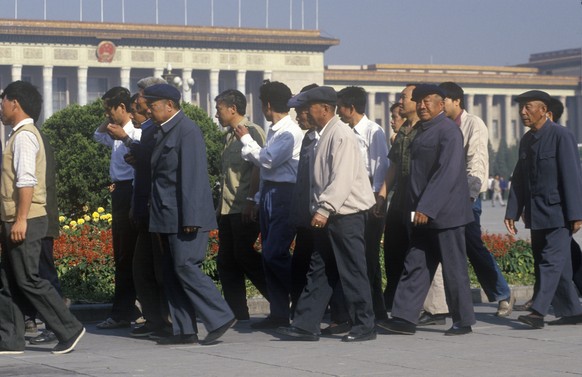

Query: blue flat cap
[288,86,337,107]
[143,84,181,103]
[411,84,446,102]
[514,90,551,105]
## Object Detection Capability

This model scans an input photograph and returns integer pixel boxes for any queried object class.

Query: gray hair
[137,76,167,90]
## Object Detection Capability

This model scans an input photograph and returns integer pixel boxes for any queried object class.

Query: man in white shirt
[336,86,389,323]
[93,87,142,330]
[234,80,304,329]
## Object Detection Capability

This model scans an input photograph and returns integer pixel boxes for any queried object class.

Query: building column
[209,69,220,123]
[236,70,247,96]
[182,68,193,104]
[77,66,88,106]
[263,70,272,82]
[367,91,376,123]
[558,95,567,126]
[11,64,22,81]
[120,67,131,90]
[484,94,494,142]
[42,65,53,120]
[465,93,474,114]
[504,95,513,144]
[154,67,164,79]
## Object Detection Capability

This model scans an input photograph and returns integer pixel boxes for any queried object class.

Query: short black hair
[102,86,131,110]
[337,86,367,114]
[439,82,465,109]
[215,89,247,116]
[130,93,140,104]
[389,103,401,112]
[1,80,43,123]
[549,97,564,122]
[259,80,292,113]
[300,83,319,93]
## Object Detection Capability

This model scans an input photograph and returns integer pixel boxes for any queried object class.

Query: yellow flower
[92,217,99,222]
[77,218,85,225]
[63,225,70,230]
[108,218,112,224]
[97,207,105,213]
[106,214,112,220]
[84,215,91,222]
[69,220,77,227]
[59,215,66,223]
[92,212,99,218]
[100,215,107,221]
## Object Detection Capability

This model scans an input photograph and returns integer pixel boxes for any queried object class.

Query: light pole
[161,64,195,92]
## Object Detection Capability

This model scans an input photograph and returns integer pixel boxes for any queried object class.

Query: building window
[88,77,108,102]
[53,77,69,112]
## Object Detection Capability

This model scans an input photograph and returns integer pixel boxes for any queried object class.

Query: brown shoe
[496,294,516,317]
[513,299,533,312]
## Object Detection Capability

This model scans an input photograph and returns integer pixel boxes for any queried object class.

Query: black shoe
[377,318,416,335]
[52,327,85,354]
[518,314,544,329]
[149,329,173,340]
[156,334,198,345]
[200,318,236,345]
[29,330,58,344]
[130,325,155,338]
[250,316,289,330]
[444,325,472,336]
[514,299,533,312]
[276,326,319,341]
[321,321,351,335]
[418,311,447,326]
[341,330,376,342]
[547,314,582,326]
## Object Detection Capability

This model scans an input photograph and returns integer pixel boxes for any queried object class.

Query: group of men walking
[0,74,581,354]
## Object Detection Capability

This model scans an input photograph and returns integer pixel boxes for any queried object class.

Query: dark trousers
[0,217,82,350]
[133,229,168,330]
[159,231,234,335]
[465,198,510,302]
[217,214,268,320]
[392,226,475,327]
[530,227,582,317]
[292,212,375,335]
[383,208,410,311]
[111,180,139,322]
[364,212,388,320]
[259,182,296,320]
[291,227,314,315]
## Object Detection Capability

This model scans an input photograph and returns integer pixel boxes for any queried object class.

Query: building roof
[0,18,339,52]
[325,64,580,89]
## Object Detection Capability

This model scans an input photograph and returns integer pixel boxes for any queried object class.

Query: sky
[3,0,582,67]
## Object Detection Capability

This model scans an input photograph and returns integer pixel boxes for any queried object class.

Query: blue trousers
[259,181,296,320]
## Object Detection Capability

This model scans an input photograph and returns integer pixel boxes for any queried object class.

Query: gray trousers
[0,216,82,350]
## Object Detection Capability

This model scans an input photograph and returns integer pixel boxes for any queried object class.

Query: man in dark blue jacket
[378,84,475,336]
[145,84,235,345]
[505,90,582,329]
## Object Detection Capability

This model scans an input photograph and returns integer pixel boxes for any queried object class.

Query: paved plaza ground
[1,202,582,376]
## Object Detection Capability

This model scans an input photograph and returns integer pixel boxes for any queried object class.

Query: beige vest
[1,123,47,221]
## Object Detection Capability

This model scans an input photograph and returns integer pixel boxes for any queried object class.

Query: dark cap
[514,90,551,106]
[411,84,446,102]
[287,86,337,108]
[143,84,181,103]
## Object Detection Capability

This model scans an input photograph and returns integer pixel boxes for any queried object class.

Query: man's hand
[124,153,136,166]
[504,218,518,235]
[10,219,27,243]
[413,212,429,226]
[572,220,582,234]
[242,201,258,224]
[311,212,328,229]
[372,195,387,218]
[106,123,128,140]
[233,124,249,140]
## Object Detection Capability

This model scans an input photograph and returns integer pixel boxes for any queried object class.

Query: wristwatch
[122,135,133,148]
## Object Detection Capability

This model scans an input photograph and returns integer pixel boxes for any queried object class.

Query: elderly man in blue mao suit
[378,84,476,336]
[505,90,582,329]
[144,84,235,345]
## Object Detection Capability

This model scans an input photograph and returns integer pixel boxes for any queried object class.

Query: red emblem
[96,41,116,63]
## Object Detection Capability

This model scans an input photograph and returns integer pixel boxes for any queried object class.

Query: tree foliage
[42,100,223,215]
[489,139,519,180]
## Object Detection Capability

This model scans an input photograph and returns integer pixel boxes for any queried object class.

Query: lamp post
[161,64,195,103]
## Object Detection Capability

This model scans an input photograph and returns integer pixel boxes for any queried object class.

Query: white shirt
[352,115,389,192]
[240,114,303,184]
[9,118,39,188]
[93,120,141,182]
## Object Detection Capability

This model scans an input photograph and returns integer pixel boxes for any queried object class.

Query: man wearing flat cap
[277,86,377,342]
[505,90,582,329]
[378,84,475,336]
[144,83,235,345]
